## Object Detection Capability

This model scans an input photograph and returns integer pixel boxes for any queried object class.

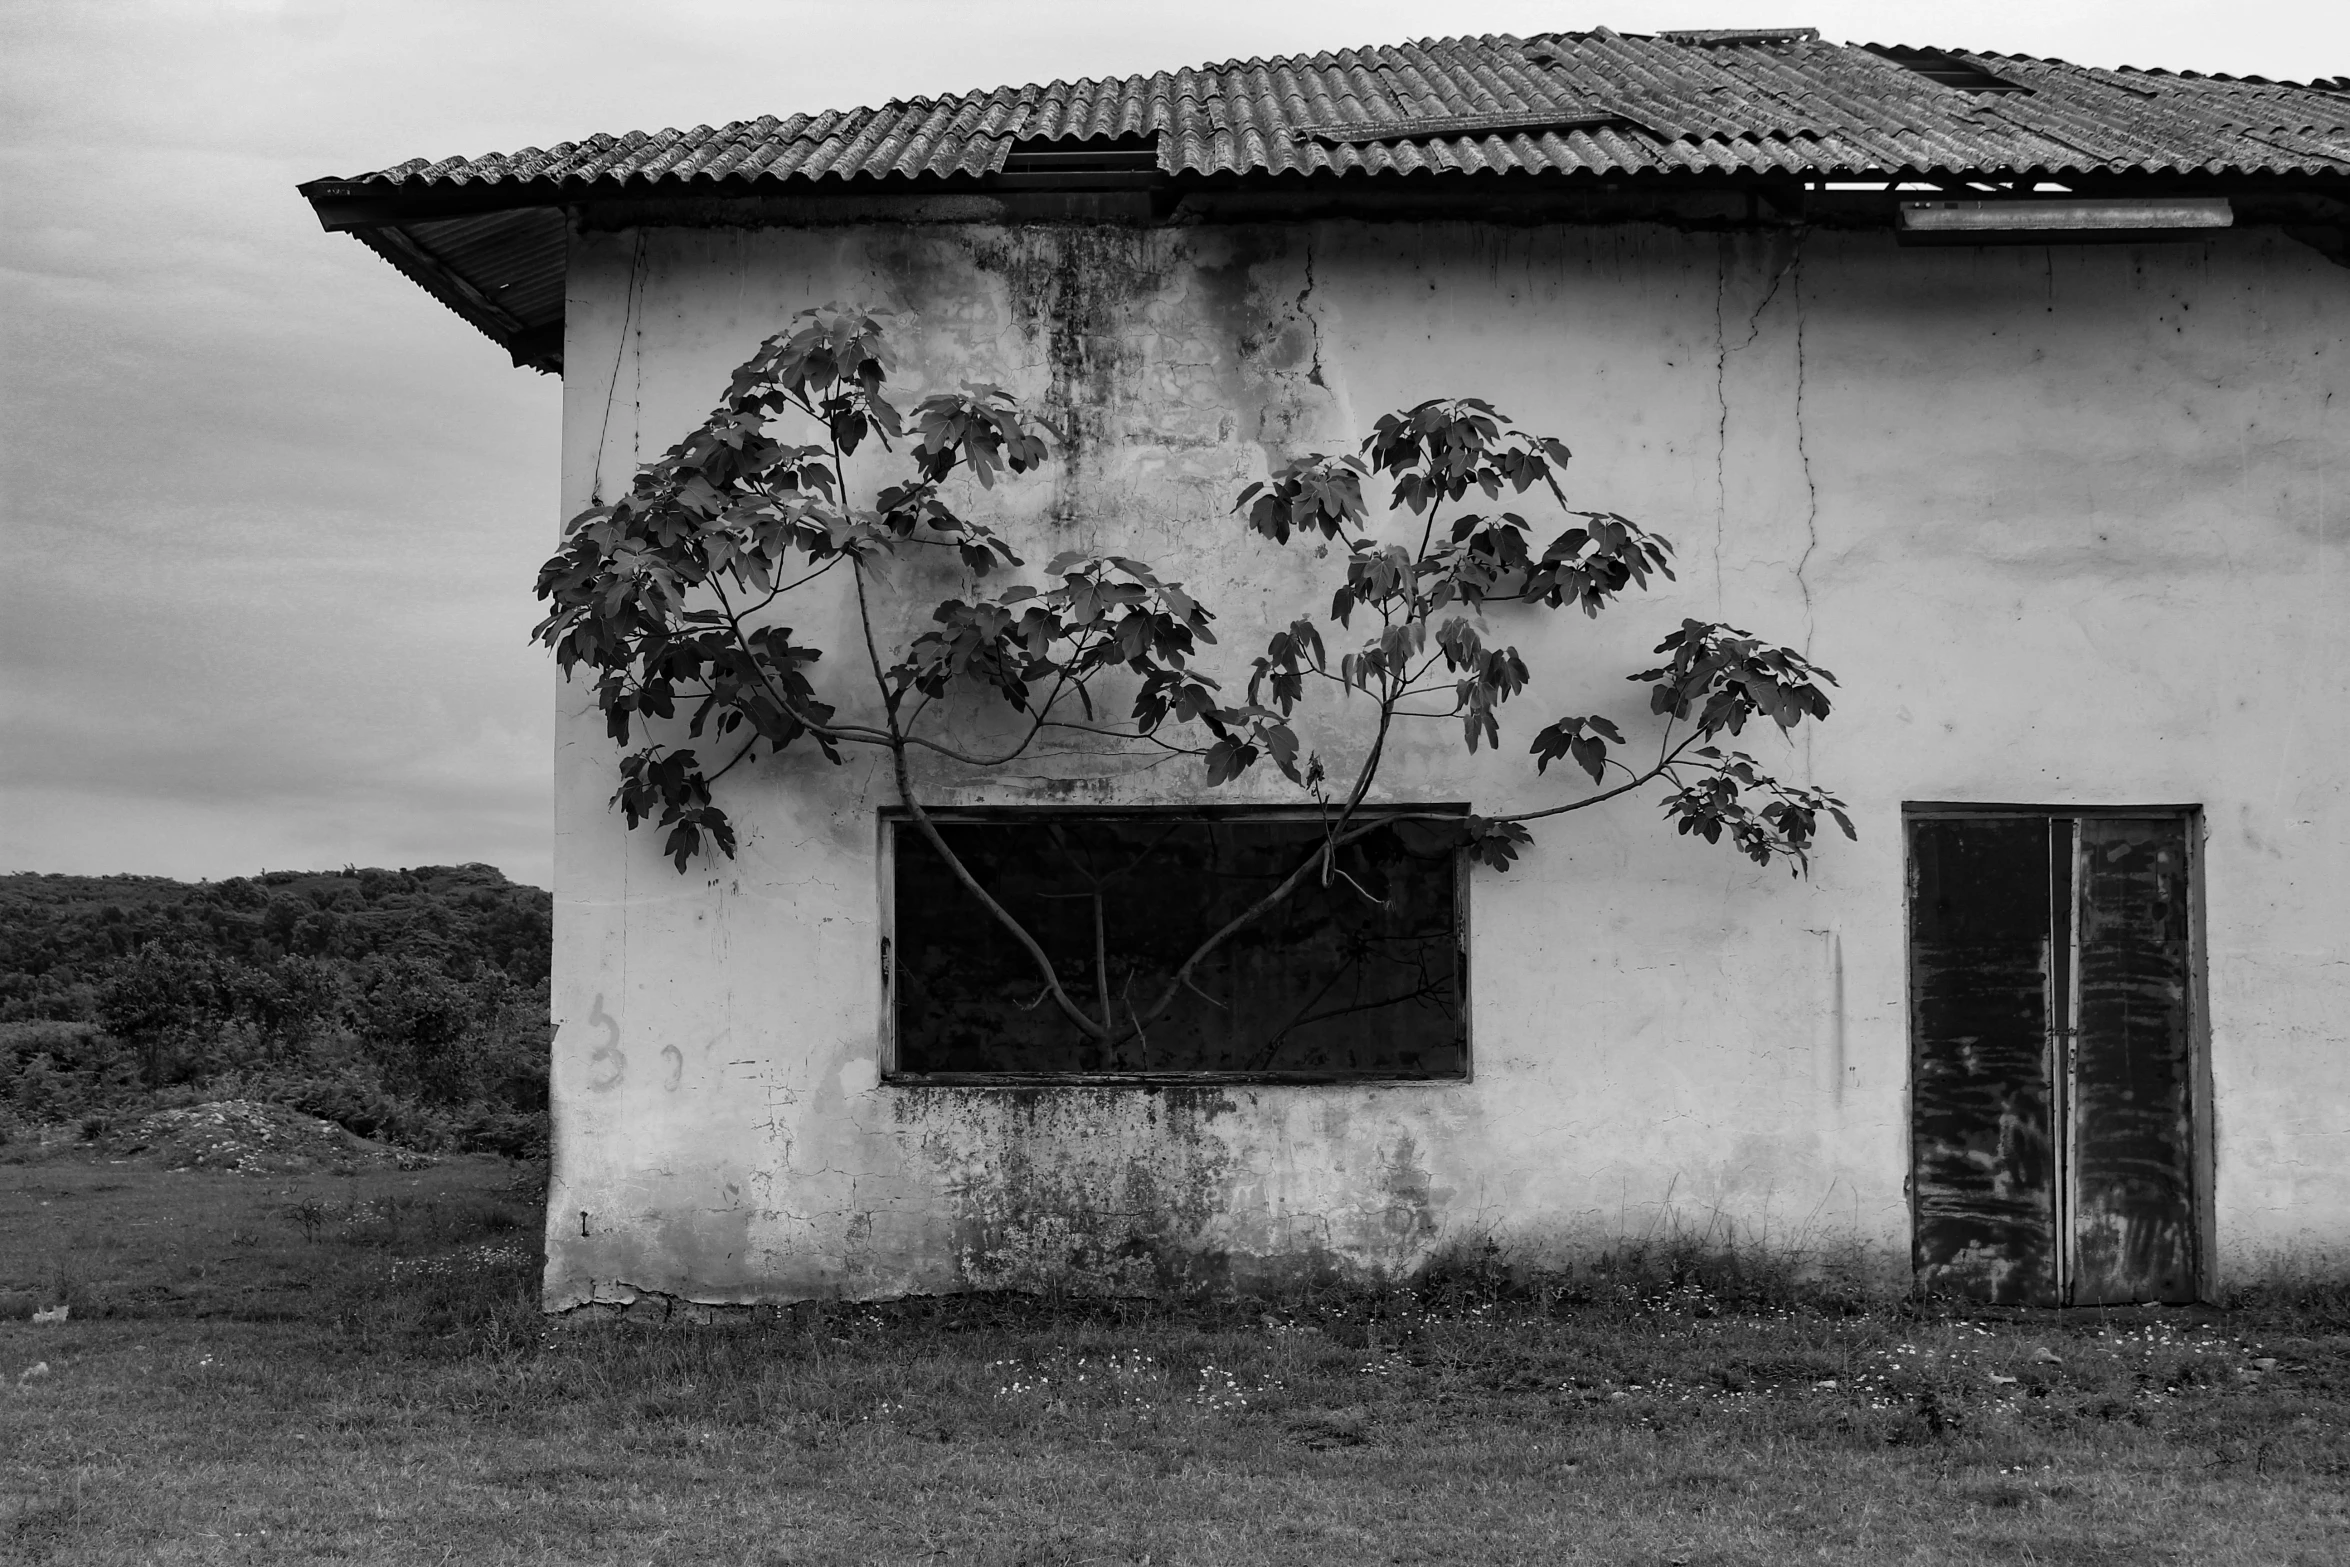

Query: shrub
[0,1022,138,1121]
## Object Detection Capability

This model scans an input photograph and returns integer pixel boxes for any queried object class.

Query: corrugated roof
[300,27,2350,371]
[330,28,2350,194]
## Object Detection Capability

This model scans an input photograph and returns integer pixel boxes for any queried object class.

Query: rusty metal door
[1907,811,2200,1306]
[2068,818,2199,1303]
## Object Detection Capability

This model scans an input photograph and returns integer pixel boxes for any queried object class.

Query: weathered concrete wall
[545,217,2349,1307]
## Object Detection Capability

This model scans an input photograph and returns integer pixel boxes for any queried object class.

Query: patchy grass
[2,1155,2346,1565]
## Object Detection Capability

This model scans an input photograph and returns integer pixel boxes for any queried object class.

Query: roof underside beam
[314,197,568,374]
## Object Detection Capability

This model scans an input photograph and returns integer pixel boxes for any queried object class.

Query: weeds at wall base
[9,1152,2349,1564]
[542,1235,2350,1349]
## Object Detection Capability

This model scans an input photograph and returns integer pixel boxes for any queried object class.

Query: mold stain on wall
[870,1085,1465,1295]
[911,223,1352,535]
[894,1086,1241,1293]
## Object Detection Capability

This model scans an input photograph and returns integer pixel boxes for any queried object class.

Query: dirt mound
[100,1100,433,1175]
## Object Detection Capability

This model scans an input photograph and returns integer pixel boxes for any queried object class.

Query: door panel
[1908,816,2059,1306]
[1907,809,2202,1306]
[2071,817,2198,1304]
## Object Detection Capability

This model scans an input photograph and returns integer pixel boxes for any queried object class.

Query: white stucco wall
[544,216,2348,1307]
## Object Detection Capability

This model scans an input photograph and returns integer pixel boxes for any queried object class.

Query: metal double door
[1906,810,2201,1305]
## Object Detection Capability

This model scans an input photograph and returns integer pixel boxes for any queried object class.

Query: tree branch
[706,576,898,751]
[1105,671,1400,1045]
[884,738,1110,1043]
[702,735,763,787]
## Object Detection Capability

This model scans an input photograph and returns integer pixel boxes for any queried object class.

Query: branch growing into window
[533,309,1854,1048]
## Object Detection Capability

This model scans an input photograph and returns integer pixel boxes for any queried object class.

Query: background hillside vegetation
[0,864,550,1156]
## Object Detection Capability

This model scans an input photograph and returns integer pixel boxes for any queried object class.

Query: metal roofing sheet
[301,27,2350,373]
[323,27,2350,194]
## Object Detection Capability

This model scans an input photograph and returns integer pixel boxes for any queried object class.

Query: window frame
[876,803,1475,1088]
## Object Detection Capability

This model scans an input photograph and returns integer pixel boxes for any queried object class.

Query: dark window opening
[886,810,1468,1082]
[1865,44,2033,94]
[997,133,1162,179]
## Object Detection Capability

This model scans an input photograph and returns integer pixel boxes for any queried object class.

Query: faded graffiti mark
[661,1043,684,1091]
[587,993,625,1090]
[1381,1135,1440,1245]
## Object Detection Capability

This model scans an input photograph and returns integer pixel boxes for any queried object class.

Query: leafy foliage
[0,864,549,1021]
[0,866,551,1152]
[534,308,1852,1050]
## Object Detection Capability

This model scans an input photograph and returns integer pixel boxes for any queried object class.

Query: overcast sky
[4,0,2343,890]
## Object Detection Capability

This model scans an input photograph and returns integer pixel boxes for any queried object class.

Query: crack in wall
[1195,227,1344,469]
[1711,232,1819,776]
[630,241,645,472]
[1736,247,1799,352]
[1713,238,1728,612]
[1299,229,1327,388]
[1717,237,1810,634]
[588,232,646,505]
[1791,238,1819,663]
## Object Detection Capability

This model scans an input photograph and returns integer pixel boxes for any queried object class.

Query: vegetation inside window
[889,813,1466,1080]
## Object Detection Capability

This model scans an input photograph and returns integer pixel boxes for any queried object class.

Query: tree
[94,943,345,1084]
[533,305,1852,1050]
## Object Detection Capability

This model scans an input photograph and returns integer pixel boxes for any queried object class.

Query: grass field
[2,1148,2345,1566]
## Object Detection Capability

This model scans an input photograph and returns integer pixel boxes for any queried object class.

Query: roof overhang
[304,180,567,372]
[300,167,2349,379]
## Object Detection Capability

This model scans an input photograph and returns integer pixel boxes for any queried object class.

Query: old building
[303,26,2350,1309]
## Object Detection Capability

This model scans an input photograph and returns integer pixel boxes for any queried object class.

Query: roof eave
[302,160,2350,230]
[301,175,570,231]
[347,223,560,373]
[300,164,2350,379]
[301,179,565,373]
